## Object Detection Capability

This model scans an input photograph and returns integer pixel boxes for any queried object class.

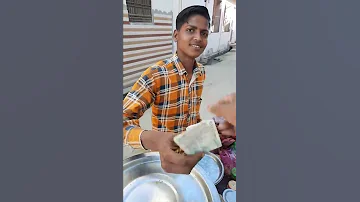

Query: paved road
[123,49,237,159]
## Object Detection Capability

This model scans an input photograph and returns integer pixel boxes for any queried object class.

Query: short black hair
[176,5,210,31]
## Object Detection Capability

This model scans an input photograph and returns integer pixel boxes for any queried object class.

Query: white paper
[173,119,222,155]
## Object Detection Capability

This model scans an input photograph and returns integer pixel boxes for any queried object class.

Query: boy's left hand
[216,120,236,137]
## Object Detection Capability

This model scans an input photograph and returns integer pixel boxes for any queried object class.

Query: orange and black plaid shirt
[123,54,206,149]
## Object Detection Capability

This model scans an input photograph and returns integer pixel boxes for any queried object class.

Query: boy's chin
[186,51,204,59]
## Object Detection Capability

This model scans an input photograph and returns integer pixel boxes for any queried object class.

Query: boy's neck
[177,51,196,74]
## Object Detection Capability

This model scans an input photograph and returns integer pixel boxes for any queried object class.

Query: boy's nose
[193,31,202,41]
[193,35,202,42]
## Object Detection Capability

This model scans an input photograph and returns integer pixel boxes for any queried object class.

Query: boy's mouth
[190,44,201,49]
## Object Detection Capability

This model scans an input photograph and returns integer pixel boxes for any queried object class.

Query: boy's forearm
[140,130,168,151]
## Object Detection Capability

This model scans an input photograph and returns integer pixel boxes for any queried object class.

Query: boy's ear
[173,30,178,42]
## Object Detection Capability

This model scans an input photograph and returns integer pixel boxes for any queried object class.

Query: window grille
[126,0,153,23]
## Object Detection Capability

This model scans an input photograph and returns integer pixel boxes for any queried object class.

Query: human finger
[219,128,236,137]
[217,121,233,131]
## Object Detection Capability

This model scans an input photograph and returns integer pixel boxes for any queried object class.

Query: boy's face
[174,15,209,59]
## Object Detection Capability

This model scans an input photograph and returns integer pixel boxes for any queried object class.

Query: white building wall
[181,0,204,9]
[204,0,221,57]
[204,0,236,59]
[227,4,236,43]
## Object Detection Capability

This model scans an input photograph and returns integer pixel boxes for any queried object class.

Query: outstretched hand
[216,120,236,137]
[208,93,236,127]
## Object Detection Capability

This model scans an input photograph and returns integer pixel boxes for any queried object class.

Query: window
[211,0,222,33]
[126,0,153,23]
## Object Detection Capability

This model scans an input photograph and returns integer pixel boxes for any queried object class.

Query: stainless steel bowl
[123,152,221,202]
[197,152,224,185]
[222,189,236,202]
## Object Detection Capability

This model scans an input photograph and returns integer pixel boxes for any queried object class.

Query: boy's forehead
[182,15,209,30]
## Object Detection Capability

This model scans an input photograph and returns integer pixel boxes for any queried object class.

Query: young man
[123,6,234,174]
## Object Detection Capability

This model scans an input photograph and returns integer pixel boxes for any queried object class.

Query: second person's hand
[208,93,236,127]
[217,120,236,137]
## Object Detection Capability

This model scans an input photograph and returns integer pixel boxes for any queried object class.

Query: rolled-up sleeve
[123,67,157,149]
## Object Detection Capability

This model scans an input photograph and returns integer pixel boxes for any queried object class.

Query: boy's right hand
[141,131,204,174]
[158,133,204,174]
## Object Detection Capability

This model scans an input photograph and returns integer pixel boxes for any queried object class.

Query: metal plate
[123,152,221,202]
[196,152,224,185]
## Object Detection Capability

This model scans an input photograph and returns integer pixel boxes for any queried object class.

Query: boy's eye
[202,32,209,37]
[186,28,194,32]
